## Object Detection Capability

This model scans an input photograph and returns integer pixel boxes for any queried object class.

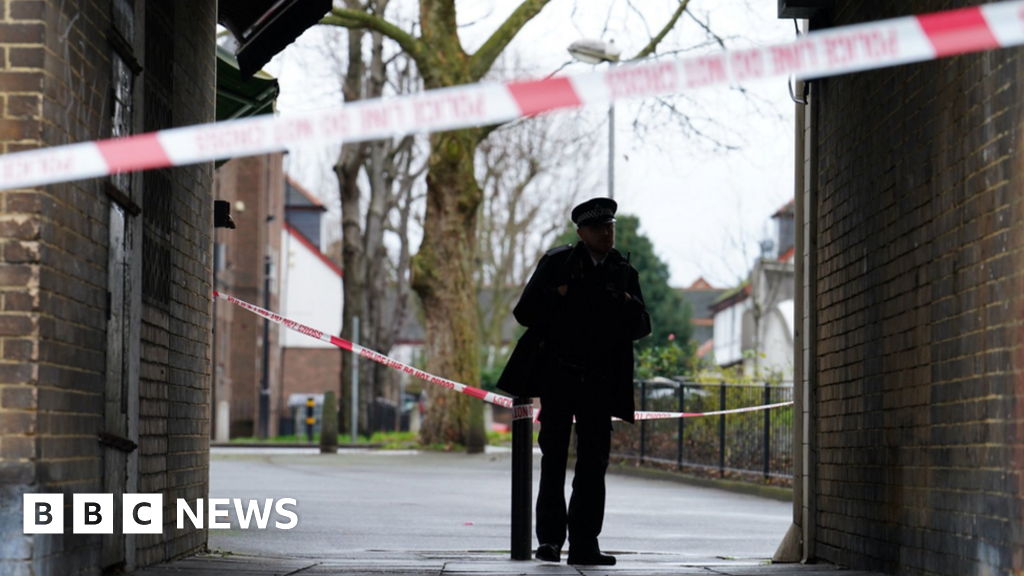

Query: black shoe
[535,543,561,562]
[567,549,616,566]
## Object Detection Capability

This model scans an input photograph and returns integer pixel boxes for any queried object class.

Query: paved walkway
[131,448,883,576]
[131,553,881,575]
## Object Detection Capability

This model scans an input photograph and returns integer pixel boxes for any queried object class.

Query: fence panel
[610,379,794,486]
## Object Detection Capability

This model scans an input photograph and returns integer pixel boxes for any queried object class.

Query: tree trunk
[337,147,364,437]
[412,129,486,452]
[364,140,388,433]
[337,10,366,438]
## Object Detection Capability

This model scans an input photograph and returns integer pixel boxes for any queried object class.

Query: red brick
[1,384,35,407]
[0,117,41,141]
[0,23,43,43]
[3,338,35,360]
[6,192,42,213]
[0,217,40,239]
[0,264,33,285]
[4,142,37,153]
[8,47,44,69]
[4,241,39,263]
[0,315,32,335]
[3,291,35,312]
[9,1,45,21]
[0,71,43,94]
[0,410,35,434]
[5,94,40,118]
[0,435,35,459]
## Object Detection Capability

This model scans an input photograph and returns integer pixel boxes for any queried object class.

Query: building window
[108,0,139,198]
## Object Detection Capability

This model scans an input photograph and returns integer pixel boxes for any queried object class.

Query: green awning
[215,44,280,167]
[219,0,332,78]
[216,44,279,122]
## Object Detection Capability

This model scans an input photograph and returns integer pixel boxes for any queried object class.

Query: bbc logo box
[24,494,163,534]
[24,494,298,534]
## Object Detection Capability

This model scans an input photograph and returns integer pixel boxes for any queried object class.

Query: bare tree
[474,112,600,360]
[334,2,368,436]
[321,0,688,451]
[320,0,427,436]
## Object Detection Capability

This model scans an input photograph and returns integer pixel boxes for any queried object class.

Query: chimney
[772,200,795,259]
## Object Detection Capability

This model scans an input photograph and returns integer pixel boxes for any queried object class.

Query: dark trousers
[536,394,611,551]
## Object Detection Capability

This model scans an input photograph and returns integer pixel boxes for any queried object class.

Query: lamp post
[567,39,622,200]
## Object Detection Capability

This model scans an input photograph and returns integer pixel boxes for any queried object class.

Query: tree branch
[629,0,690,61]
[469,0,552,81]
[321,8,427,70]
[686,9,726,50]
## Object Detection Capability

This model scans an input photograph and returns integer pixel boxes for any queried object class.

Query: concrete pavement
[130,447,883,576]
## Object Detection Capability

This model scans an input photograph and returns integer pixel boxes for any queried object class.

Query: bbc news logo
[23,494,298,534]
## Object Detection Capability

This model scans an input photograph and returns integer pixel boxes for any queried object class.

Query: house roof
[709,279,751,312]
[678,286,729,320]
[687,277,716,290]
[773,198,795,218]
[284,222,342,278]
[285,176,327,210]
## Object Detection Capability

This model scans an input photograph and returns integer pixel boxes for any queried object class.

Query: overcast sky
[263,0,797,289]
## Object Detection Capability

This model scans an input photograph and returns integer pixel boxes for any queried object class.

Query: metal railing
[610,379,794,485]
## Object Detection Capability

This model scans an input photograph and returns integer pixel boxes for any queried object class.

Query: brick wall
[136,0,216,568]
[810,2,1024,574]
[281,347,341,417]
[0,0,48,568]
[0,1,115,573]
[212,154,284,440]
[0,0,217,574]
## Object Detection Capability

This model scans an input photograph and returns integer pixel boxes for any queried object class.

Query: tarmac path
[206,447,790,562]
[131,448,886,575]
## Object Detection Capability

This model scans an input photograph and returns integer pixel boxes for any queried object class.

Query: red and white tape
[532,401,795,424]
[629,400,795,421]
[512,404,535,421]
[213,291,515,410]
[4,3,1024,190]
[216,291,792,421]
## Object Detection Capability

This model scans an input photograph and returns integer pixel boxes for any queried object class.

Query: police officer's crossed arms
[497,197,651,566]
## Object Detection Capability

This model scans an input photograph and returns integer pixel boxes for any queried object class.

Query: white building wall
[713,298,749,366]
[760,300,795,379]
[280,229,343,348]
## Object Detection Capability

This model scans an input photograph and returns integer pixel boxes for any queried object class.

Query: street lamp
[568,39,622,200]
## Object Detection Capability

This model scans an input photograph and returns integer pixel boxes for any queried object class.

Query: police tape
[215,290,793,421]
[4,2,1024,190]
[213,290,516,409]
[512,404,535,421]
[531,401,796,424]
[628,400,795,421]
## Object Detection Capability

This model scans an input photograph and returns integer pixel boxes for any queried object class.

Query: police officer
[497,197,651,566]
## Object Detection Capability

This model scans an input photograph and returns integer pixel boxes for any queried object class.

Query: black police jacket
[496,242,651,423]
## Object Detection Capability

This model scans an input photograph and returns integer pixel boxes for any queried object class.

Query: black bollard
[510,397,533,560]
